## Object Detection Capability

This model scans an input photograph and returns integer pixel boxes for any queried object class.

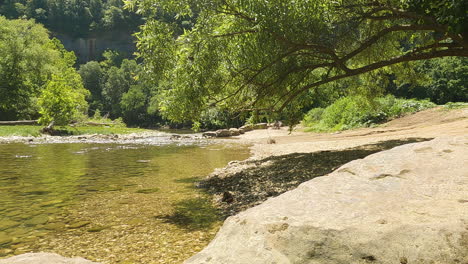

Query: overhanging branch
[277,48,468,111]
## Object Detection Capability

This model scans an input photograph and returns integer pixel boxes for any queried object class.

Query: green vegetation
[0,0,467,133]
[0,126,43,137]
[129,0,467,125]
[443,102,468,110]
[0,0,142,37]
[78,51,163,127]
[303,95,436,132]
[0,17,88,122]
[390,57,468,104]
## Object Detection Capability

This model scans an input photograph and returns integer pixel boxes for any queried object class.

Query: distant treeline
[0,0,142,37]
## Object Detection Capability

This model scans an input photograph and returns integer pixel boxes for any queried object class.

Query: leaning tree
[126,0,467,122]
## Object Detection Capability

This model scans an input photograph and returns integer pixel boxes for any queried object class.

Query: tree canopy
[0,0,142,37]
[0,17,88,122]
[127,0,467,122]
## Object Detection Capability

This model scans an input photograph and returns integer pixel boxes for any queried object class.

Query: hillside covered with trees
[0,0,467,130]
[0,0,141,37]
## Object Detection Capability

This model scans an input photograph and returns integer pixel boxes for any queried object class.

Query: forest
[0,0,467,130]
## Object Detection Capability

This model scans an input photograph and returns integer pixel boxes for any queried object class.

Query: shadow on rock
[200,137,431,217]
[156,198,221,230]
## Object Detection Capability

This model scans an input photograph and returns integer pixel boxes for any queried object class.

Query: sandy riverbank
[200,107,468,216]
[236,107,468,158]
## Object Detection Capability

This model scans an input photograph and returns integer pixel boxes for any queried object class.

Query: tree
[120,85,148,125]
[0,17,59,120]
[38,70,89,126]
[0,0,143,38]
[79,61,105,113]
[101,59,139,117]
[128,0,468,122]
[37,39,90,125]
[391,57,468,104]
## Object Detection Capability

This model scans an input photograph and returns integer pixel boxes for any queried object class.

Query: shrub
[303,95,436,132]
[38,71,89,126]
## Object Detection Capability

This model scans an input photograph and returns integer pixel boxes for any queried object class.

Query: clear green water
[0,142,249,263]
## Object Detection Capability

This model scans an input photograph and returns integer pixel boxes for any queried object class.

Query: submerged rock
[185,137,468,264]
[0,220,20,230]
[24,215,49,226]
[68,221,91,229]
[0,253,98,264]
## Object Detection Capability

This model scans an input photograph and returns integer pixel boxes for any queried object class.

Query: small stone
[228,128,241,136]
[202,132,217,138]
[136,188,159,194]
[24,215,49,226]
[68,221,91,229]
[87,225,109,233]
[216,129,231,137]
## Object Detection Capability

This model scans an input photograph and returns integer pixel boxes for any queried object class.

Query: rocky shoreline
[0,131,201,145]
[0,122,277,145]
[186,136,468,264]
[198,138,430,217]
[1,108,466,264]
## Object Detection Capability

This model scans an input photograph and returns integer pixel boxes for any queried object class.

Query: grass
[0,125,150,137]
[0,125,43,137]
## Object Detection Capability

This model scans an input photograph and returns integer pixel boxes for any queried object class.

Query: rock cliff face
[54,32,136,63]
[185,136,468,264]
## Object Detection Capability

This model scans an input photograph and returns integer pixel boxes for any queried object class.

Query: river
[0,141,249,263]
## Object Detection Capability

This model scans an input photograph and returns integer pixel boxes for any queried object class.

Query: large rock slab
[0,253,98,264]
[185,136,468,264]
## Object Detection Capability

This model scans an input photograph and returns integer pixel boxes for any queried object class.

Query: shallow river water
[0,141,249,263]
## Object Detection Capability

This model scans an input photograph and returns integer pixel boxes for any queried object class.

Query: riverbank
[200,107,468,216]
[0,129,206,145]
[0,107,466,264]
[0,125,150,138]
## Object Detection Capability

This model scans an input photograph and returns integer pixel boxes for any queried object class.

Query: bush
[443,102,468,109]
[303,108,324,125]
[38,71,89,126]
[303,95,436,132]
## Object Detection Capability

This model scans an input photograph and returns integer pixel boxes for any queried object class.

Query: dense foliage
[79,51,162,127]
[1,1,467,129]
[0,0,142,37]
[0,17,88,122]
[128,0,467,124]
[390,57,468,104]
[303,95,436,131]
[38,42,89,125]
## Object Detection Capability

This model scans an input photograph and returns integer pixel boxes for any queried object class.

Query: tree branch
[278,48,468,111]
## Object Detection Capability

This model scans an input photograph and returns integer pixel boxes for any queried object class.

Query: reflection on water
[0,142,249,263]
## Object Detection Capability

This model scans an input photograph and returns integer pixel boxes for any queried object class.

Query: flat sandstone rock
[0,253,98,264]
[185,136,468,264]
